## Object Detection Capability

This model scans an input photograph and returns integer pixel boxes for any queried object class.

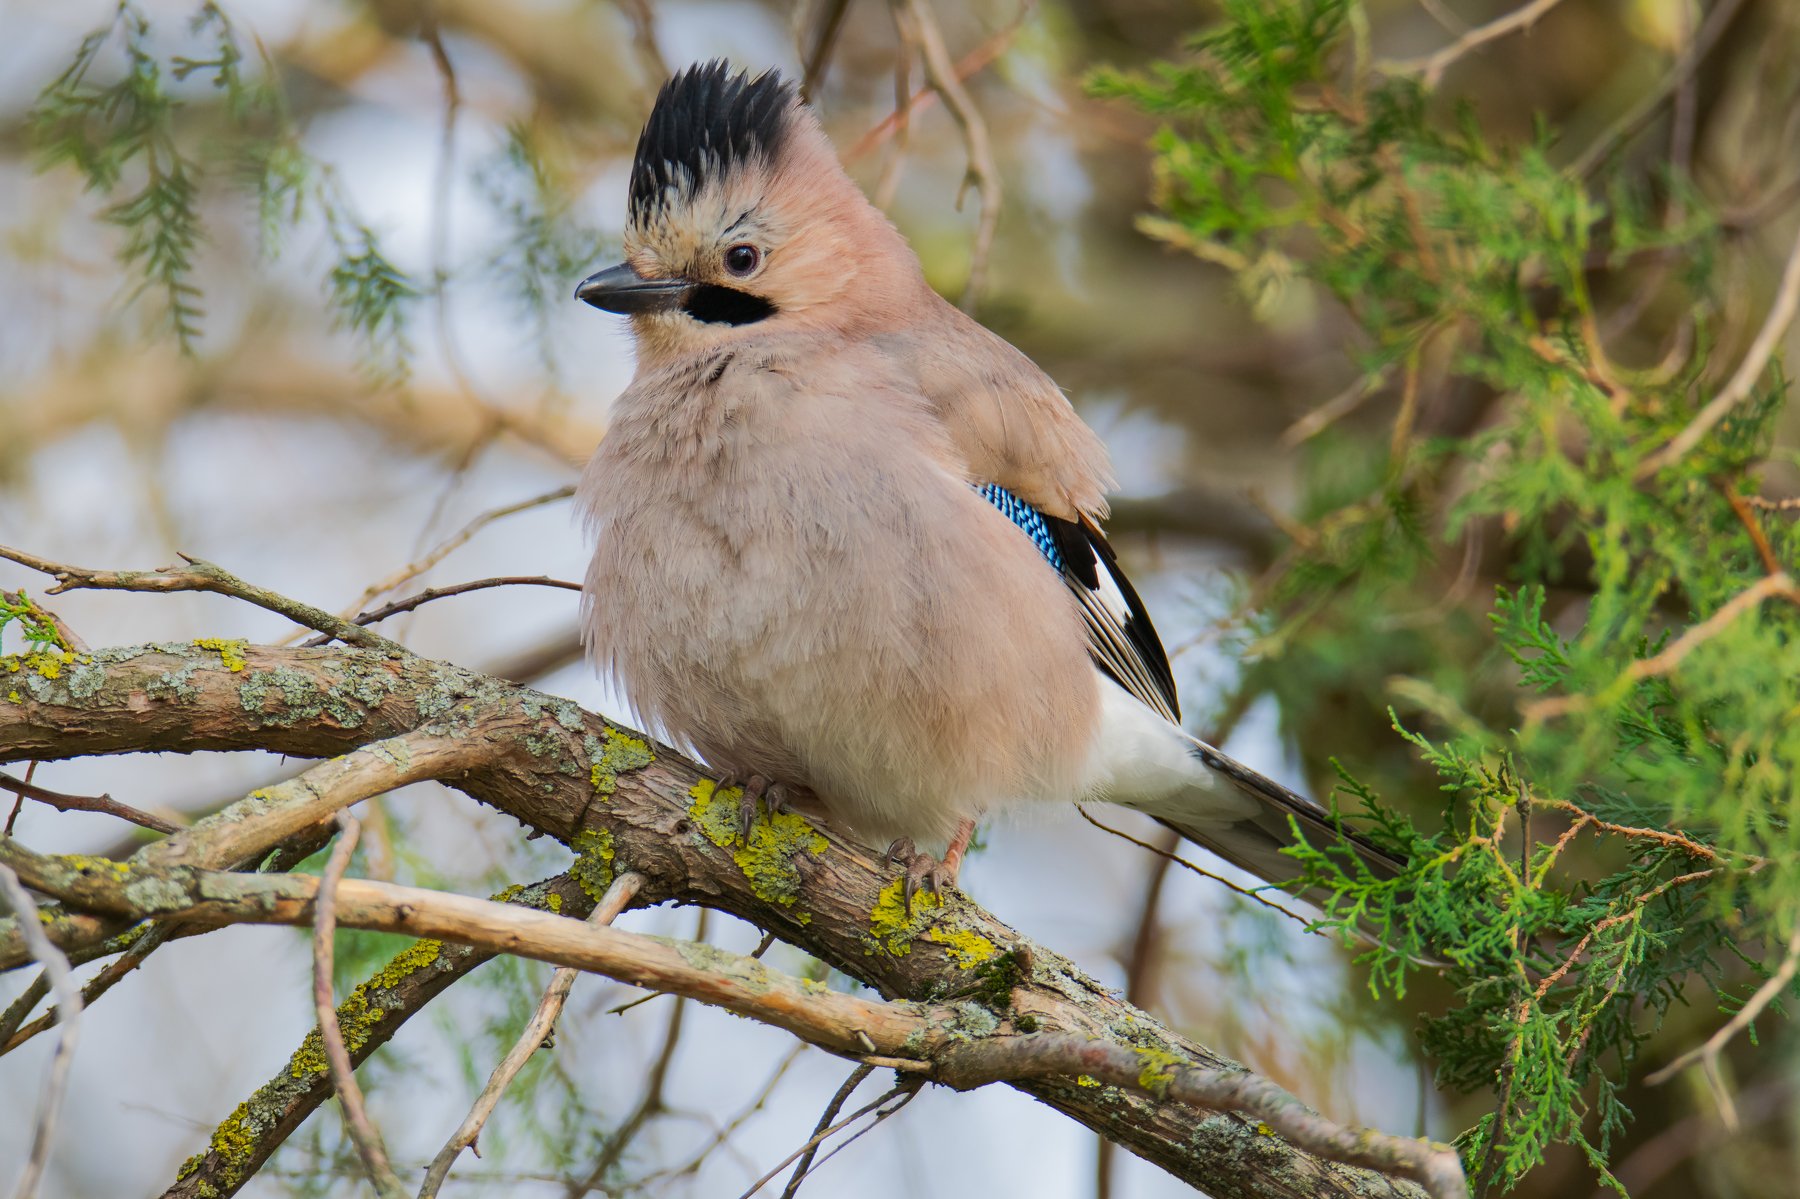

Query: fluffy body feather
[578,61,1402,894]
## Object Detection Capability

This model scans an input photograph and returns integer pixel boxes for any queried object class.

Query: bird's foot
[884,818,978,915]
[885,837,960,916]
[721,774,803,842]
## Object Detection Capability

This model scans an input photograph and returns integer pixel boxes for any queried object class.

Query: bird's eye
[723,244,761,277]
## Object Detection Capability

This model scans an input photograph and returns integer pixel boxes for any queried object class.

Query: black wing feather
[1045,514,1180,722]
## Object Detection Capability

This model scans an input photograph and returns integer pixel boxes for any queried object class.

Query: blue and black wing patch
[976,485,1180,723]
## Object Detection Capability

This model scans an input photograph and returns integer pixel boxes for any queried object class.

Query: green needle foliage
[1096,0,1799,1192]
[30,1,418,371]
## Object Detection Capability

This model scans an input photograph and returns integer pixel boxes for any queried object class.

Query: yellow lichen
[193,637,250,672]
[2,648,74,680]
[1255,1121,1276,1137]
[6,690,18,703]
[588,727,655,796]
[546,892,564,913]
[58,854,131,881]
[571,828,617,901]
[1077,1074,1101,1088]
[924,925,999,968]
[1133,1047,1186,1098]
[687,780,828,917]
[866,877,940,956]
[287,939,441,1078]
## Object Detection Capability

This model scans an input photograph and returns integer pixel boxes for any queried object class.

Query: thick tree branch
[0,835,1463,1198]
[0,640,1445,1198]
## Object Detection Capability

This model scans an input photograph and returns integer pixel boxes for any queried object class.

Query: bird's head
[576,61,923,362]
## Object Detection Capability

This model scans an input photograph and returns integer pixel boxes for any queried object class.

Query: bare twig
[563,910,699,1197]
[617,0,669,84]
[3,922,173,1056]
[780,1064,873,1199]
[1383,0,1569,88]
[846,5,1028,164]
[420,872,646,1199]
[734,1078,915,1199]
[645,1044,809,1184]
[1,863,81,1199]
[0,545,405,655]
[1645,927,1800,1129]
[1521,573,1798,722]
[312,814,408,1199]
[1280,368,1392,447]
[1638,219,1800,476]
[310,485,576,638]
[798,0,853,102]
[1076,806,1314,930]
[893,0,1004,309]
[1570,0,1751,178]
[0,770,179,835]
[303,575,581,646]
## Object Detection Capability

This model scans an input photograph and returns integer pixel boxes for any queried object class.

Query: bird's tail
[1108,728,1407,929]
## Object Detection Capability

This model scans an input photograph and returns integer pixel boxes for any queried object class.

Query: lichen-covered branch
[0,641,1442,1198]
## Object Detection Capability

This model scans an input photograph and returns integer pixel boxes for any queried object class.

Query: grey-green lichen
[585,726,654,797]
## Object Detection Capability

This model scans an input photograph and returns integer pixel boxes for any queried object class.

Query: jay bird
[575,61,1402,910]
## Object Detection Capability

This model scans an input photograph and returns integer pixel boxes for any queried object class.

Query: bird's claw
[726,775,795,842]
[885,837,956,915]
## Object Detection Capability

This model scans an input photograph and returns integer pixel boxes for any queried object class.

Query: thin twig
[733,1080,915,1199]
[893,0,1004,309]
[846,6,1028,164]
[312,814,408,1199]
[779,1064,873,1198]
[563,910,700,1197]
[1383,0,1570,89]
[798,0,853,102]
[420,872,645,1198]
[0,545,405,655]
[310,485,576,638]
[3,922,173,1056]
[1638,219,1800,476]
[1076,806,1315,930]
[1,863,81,1199]
[0,771,179,835]
[303,575,581,646]
[1280,367,1393,447]
[1570,0,1751,178]
[1645,927,1800,1130]
[1521,573,1798,722]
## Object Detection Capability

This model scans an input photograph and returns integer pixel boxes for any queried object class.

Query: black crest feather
[629,61,796,223]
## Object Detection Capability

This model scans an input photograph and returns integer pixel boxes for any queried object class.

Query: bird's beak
[574,263,692,315]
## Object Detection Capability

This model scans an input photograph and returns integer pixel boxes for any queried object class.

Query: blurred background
[1,0,1795,1196]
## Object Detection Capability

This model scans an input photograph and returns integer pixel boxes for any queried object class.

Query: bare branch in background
[420,872,646,1198]
[891,0,1005,309]
[1646,926,1800,1129]
[1638,217,1800,476]
[305,484,577,641]
[302,575,581,646]
[0,545,406,655]
[0,863,81,1199]
[311,814,409,1199]
[798,0,853,102]
[0,770,179,835]
[1383,0,1571,89]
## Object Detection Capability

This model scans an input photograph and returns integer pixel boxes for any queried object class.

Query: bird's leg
[885,818,978,915]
